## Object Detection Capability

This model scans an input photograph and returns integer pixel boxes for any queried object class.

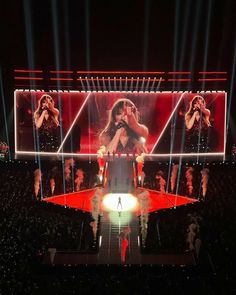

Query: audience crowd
[0,160,98,293]
[143,162,236,286]
[0,160,236,294]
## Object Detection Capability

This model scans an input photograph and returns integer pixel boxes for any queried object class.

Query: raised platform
[42,188,198,213]
[42,189,198,266]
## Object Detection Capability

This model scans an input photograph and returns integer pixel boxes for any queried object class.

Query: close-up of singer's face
[191,96,205,111]
[41,99,48,109]
[39,95,54,110]
[115,108,125,123]
[193,100,200,109]
[110,99,138,125]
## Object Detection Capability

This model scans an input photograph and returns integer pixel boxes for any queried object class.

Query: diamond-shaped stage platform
[42,189,198,266]
[42,188,198,213]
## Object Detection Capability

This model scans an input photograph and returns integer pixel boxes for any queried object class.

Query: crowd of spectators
[0,160,236,293]
[142,162,236,282]
[0,160,99,293]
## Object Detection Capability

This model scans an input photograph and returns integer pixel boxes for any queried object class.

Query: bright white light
[102,193,137,212]
[139,137,146,144]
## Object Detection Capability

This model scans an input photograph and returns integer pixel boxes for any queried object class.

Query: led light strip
[15,150,225,157]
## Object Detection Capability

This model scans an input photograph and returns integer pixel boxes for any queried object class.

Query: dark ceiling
[0,0,236,71]
[0,0,236,147]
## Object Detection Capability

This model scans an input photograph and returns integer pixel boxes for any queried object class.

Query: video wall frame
[14,90,227,157]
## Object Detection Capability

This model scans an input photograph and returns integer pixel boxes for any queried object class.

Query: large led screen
[15,90,226,156]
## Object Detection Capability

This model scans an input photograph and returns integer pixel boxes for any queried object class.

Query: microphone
[116,122,125,129]
[116,119,129,130]
[193,107,200,112]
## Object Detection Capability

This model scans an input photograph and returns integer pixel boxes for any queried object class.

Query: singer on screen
[34,94,60,152]
[184,95,211,153]
[99,98,149,154]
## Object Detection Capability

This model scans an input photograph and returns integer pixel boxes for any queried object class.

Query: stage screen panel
[14,90,226,156]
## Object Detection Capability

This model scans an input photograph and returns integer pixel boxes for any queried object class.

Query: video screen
[15,90,226,155]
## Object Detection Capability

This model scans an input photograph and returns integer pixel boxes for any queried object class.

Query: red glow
[50,78,73,81]
[77,78,164,81]
[199,72,227,74]
[198,78,227,81]
[167,79,191,81]
[168,72,191,74]
[50,71,74,74]
[14,77,43,80]
[15,91,226,155]
[14,70,43,73]
[15,84,42,87]
[48,85,73,88]
[42,188,198,213]
[76,71,165,74]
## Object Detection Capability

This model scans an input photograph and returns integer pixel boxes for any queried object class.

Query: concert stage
[42,188,198,213]
[42,189,198,266]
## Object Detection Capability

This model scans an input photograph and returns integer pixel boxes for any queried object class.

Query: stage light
[139,137,146,144]
[99,236,102,248]
[108,77,112,91]
[119,77,122,91]
[135,77,139,91]
[140,77,145,91]
[91,77,96,91]
[102,193,138,212]
[125,77,128,91]
[108,211,132,226]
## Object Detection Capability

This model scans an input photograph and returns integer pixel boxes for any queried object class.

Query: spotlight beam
[57,92,92,153]
[150,92,186,154]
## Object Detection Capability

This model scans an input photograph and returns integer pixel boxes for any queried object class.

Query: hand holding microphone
[193,106,200,113]
[42,105,49,116]
[116,119,129,130]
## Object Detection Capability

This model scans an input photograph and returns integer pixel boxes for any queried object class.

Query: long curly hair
[34,94,54,116]
[100,98,139,138]
[185,95,210,127]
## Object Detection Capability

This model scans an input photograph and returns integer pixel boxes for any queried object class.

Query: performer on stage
[117,196,123,211]
[99,98,149,154]
[185,95,211,153]
[119,226,131,263]
[34,94,60,152]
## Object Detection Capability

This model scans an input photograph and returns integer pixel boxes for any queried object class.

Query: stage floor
[42,189,198,266]
[42,188,198,213]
